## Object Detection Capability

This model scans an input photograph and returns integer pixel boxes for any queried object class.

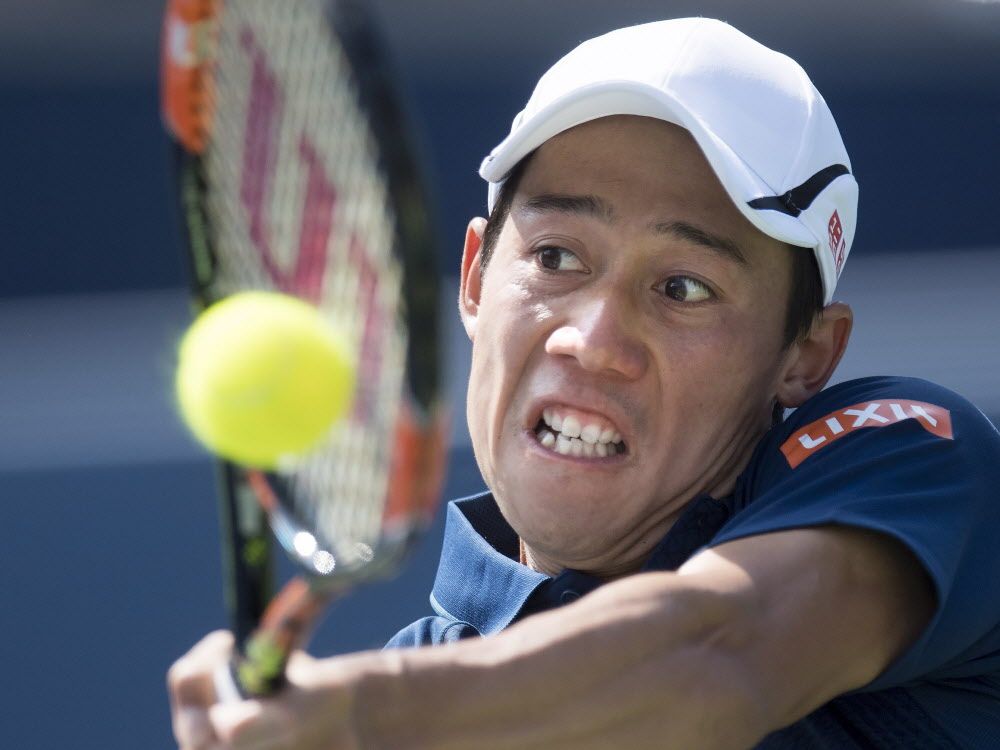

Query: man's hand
[167,631,363,750]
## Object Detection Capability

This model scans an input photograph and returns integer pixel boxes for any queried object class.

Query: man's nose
[544,296,648,380]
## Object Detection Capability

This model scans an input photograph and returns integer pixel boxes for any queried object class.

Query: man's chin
[496,474,622,535]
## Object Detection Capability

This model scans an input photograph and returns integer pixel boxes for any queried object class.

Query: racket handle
[214,637,290,701]
[223,577,337,697]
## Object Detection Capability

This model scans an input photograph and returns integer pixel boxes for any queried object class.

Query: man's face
[461,116,799,576]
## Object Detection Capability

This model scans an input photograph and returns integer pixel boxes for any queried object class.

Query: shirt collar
[429,491,734,635]
[430,492,549,635]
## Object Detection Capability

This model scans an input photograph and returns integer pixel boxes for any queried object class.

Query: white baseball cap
[479,18,858,304]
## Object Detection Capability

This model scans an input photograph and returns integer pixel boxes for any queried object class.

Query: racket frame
[162,0,446,698]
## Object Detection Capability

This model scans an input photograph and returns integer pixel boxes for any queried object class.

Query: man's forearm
[353,571,771,750]
[167,528,931,748]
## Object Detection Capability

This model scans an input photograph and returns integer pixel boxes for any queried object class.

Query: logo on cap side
[828,210,847,274]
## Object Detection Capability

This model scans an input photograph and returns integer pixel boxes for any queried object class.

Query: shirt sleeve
[711,376,1000,689]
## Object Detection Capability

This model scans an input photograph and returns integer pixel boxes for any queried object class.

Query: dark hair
[783,245,824,348]
[480,153,534,274]
[481,155,824,350]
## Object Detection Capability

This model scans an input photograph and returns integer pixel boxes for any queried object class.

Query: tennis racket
[161,0,446,697]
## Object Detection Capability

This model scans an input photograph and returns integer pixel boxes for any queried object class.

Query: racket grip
[214,639,289,701]
[223,577,335,697]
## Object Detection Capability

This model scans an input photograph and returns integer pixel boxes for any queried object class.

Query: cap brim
[479,80,821,257]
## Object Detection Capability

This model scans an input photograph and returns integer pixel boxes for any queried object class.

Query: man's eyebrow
[652,220,749,267]
[519,193,616,223]
[516,198,749,266]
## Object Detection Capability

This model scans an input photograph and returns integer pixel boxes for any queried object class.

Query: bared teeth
[538,430,625,458]
[538,407,626,457]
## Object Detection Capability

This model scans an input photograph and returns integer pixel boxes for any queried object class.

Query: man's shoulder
[736,376,1000,508]
[762,375,997,474]
[789,375,985,428]
[718,376,1000,694]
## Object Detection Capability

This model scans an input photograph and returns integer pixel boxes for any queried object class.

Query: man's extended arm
[169,526,934,749]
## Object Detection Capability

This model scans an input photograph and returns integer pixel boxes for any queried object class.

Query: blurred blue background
[1,1,998,747]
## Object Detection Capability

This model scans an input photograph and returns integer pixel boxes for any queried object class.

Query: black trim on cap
[747,164,850,217]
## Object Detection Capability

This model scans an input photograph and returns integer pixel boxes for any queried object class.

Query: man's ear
[776,302,853,408]
[458,217,488,341]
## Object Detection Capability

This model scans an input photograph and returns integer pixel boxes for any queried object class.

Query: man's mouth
[532,406,627,458]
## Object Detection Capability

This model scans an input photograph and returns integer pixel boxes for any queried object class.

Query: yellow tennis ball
[176,291,355,469]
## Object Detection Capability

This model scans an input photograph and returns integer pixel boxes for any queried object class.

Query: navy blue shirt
[388,377,1000,747]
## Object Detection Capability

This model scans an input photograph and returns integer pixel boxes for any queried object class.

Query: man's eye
[660,276,713,303]
[535,246,586,272]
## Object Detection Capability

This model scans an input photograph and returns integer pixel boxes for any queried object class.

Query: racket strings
[203,0,408,573]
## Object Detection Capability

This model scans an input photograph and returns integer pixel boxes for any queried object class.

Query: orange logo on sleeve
[780,399,953,469]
